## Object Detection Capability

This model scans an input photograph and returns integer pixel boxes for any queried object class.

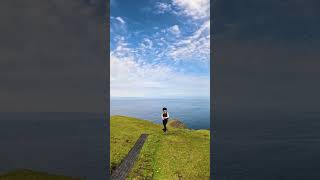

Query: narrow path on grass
[111,134,149,180]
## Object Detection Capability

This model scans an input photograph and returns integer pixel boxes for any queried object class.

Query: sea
[0,112,107,180]
[110,97,211,130]
[214,110,320,180]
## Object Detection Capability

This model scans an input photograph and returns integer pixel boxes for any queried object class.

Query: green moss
[110,115,210,180]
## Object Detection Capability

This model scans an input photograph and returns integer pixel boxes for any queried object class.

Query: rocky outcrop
[168,119,187,129]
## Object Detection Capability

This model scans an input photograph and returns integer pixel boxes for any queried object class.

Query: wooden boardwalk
[111,134,149,180]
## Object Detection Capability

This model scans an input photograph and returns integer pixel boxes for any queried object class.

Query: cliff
[110,115,210,180]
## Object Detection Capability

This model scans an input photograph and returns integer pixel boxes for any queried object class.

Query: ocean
[0,112,107,180]
[110,97,211,130]
[214,110,320,180]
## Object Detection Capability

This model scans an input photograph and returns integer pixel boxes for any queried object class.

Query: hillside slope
[110,115,210,180]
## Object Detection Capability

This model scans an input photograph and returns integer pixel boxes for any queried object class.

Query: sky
[213,0,320,113]
[0,0,106,112]
[110,0,210,98]
[2,0,319,112]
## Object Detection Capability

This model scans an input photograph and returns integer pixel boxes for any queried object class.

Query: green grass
[110,115,210,180]
[0,169,84,180]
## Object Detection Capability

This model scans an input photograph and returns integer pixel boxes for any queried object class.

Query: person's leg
[162,120,166,132]
[164,119,168,132]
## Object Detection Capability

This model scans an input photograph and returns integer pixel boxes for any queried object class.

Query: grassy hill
[0,170,83,180]
[110,115,210,180]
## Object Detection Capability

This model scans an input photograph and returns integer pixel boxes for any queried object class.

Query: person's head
[162,107,167,112]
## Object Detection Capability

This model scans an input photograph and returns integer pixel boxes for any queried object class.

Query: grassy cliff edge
[110,115,210,180]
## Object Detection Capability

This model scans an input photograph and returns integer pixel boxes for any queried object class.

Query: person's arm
[161,113,164,120]
[167,112,170,119]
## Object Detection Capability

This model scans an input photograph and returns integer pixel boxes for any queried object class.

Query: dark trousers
[163,118,168,132]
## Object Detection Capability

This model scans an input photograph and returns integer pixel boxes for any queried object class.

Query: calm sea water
[0,112,107,180]
[110,97,211,129]
[214,111,320,180]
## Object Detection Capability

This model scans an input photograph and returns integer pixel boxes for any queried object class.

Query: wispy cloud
[168,20,210,61]
[155,2,172,14]
[172,0,210,20]
[110,53,209,97]
[110,16,127,36]
[110,0,210,98]
[115,16,125,24]
[140,38,153,49]
[167,25,181,36]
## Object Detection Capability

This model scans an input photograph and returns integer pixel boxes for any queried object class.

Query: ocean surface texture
[111,98,210,130]
[214,111,320,180]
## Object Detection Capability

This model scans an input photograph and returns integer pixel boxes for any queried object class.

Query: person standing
[161,107,169,133]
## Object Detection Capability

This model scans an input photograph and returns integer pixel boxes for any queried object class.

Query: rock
[168,119,187,129]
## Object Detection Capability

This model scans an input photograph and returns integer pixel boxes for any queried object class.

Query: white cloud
[110,16,127,35]
[110,36,210,97]
[112,36,130,56]
[168,20,210,61]
[172,0,210,20]
[150,0,210,62]
[140,38,153,49]
[155,2,172,14]
[110,0,210,98]
[168,25,181,36]
[110,51,209,98]
[115,16,125,24]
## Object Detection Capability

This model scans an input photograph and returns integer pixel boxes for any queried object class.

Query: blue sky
[110,0,210,98]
